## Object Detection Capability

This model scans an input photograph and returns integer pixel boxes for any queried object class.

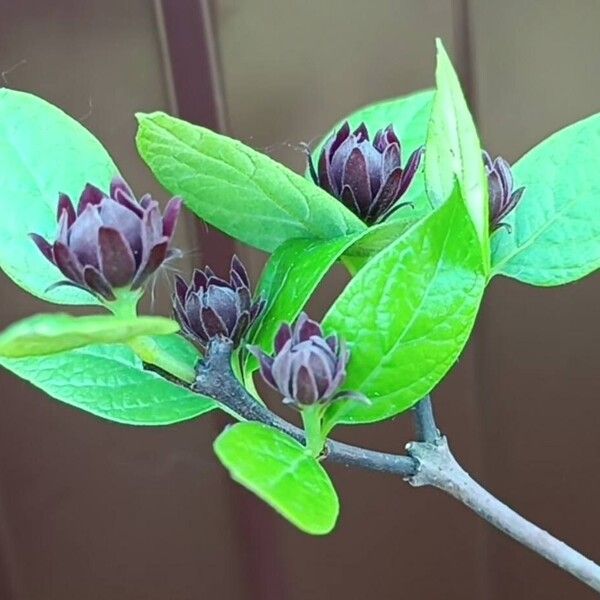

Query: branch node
[191,337,600,592]
[405,436,463,489]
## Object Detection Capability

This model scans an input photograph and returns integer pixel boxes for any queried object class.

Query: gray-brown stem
[194,338,600,594]
[407,437,600,592]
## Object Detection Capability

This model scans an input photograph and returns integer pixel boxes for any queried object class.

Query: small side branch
[412,395,439,442]
[195,337,600,594]
[193,338,418,477]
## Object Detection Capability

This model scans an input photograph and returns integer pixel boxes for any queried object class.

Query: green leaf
[147,333,200,371]
[0,313,180,358]
[310,89,434,214]
[0,89,118,304]
[248,234,363,366]
[322,186,485,425]
[344,217,418,259]
[136,112,366,253]
[425,40,489,266]
[128,332,199,385]
[0,344,214,425]
[248,221,424,374]
[214,422,339,535]
[338,216,423,276]
[491,113,600,285]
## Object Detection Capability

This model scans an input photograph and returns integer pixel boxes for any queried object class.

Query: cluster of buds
[250,313,368,408]
[31,177,182,301]
[173,256,265,351]
[483,151,525,232]
[308,121,423,225]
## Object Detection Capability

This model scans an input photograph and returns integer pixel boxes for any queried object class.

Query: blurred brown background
[0,0,599,598]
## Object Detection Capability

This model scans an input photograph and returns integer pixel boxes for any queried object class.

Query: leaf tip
[135,111,169,125]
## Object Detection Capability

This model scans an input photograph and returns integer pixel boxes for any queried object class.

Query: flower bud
[250,313,368,408]
[308,121,423,224]
[30,177,182,301]
[173,255,264,350]
[483,151,525,232]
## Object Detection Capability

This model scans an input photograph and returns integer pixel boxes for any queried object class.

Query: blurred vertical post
[153,2,286,598]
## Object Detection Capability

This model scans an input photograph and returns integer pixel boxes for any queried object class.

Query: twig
[412,395,439,442]
[193,338,417,477]
[407,438,600,592]
[194,338,600,594]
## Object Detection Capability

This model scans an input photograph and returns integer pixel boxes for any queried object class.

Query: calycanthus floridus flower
[483,151,525,232]
[308,121,424,225]
[172,255,265,351]
[249,313,369,408]
[30,177,182,302]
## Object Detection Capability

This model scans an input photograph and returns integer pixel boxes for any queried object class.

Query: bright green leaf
[136,112,366,253]
[127,332,198,385]
[147,333,200,370]
[0,344,214,425]
[339,216,423,276]
[425,40,489,266]
[248,234,363,365]
[323,186,485,425]
[214,422,339,535]
[0,88,118,304]
[492,113,600,285]
[248,221,424,373]
[246,222,426,378]
[344,217,418,259]
[0,313,180,358]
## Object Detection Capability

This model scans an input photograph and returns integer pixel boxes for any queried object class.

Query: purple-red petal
[30,234,54,263]
[192,269,208,292]
[131,239,168,289]
[370,168,402,219]
[77,183,105,214]
[53,242,84,283]
[325,334,338,354]
[174,274,188,304]
[83,265,115,301]
[293,364,319,405]
[353,122,369,142]
[382,143,401,179]
[328,122,351,160]
[274,323,292,353]
[57,193,76,226]
[295,313,322,342]
[340,185,361,216]
[110,176,135,202]
[307,153,319,184]
[230,311,250,344]
[342,148,371,214]
[317,145,336,195]
[230,254,250,288]
[162,197,182,238]
[384,125,401,148]
[249,346,277,389]
[398,147,424,196]
[98,227,136,288]
[200,305,228,337]
[251,298,266,322]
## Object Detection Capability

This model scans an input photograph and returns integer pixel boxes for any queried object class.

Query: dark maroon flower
[308,121,423,225]
[30,177,182,301]
[173,256,265,350]
[483,151,525,232]
[250,313,368,407]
